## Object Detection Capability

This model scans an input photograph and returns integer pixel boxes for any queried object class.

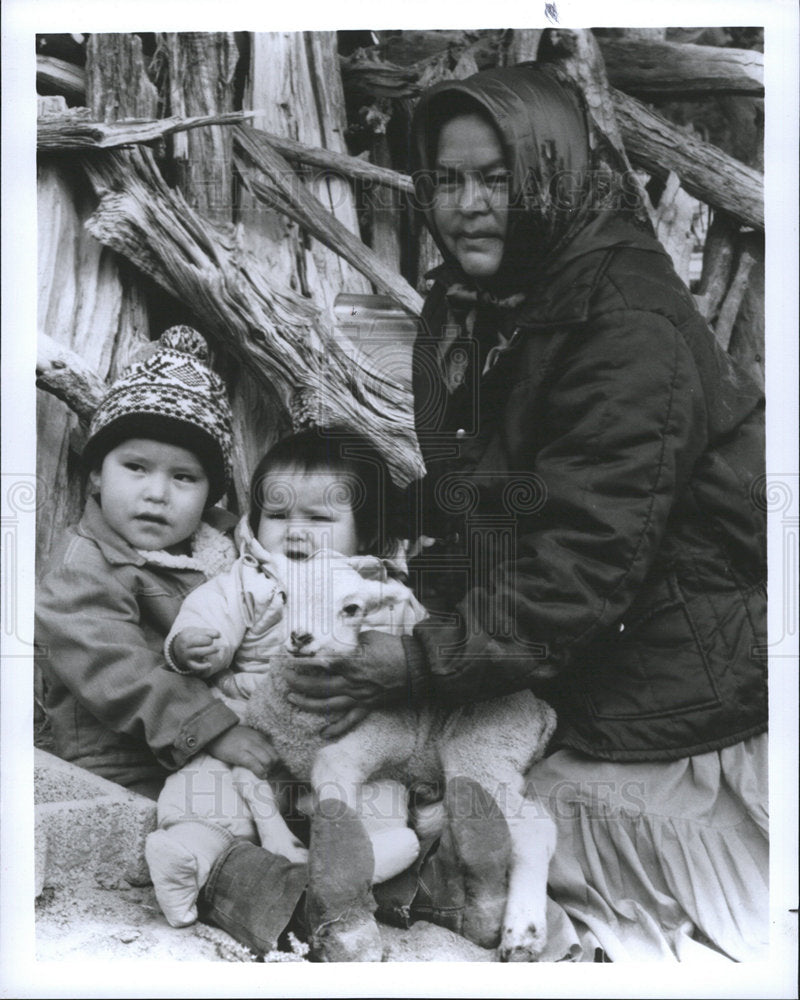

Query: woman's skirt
[526,733,769,962]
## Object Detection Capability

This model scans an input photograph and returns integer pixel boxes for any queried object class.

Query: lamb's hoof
[310,916,384,963]
[498,923,546,962]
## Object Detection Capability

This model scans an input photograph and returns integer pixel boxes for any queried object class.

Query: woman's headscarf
[411,63,645,296]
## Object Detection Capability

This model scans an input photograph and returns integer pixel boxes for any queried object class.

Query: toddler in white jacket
[145,429,426,928]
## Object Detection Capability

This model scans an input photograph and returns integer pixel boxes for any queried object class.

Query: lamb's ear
[374,576,410,609]
[348,555,388,582]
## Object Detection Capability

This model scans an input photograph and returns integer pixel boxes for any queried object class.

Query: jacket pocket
[584,574,722,721]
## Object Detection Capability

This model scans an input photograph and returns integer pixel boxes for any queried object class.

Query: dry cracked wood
[598,38,763,97]
[79,146,424,485]
[233,125,423,316]
[37,108,256,150]
[36,333,106,424]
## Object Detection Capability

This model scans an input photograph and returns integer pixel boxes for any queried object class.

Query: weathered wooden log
[159,32,239,224]
[694,211,739,323]
[380,29,474,65]
[714,237,760,352]
[244,32,371,312]
[598,38,764,97]
[365,136,403,274]
[650,172,699,285]
[37,333,106,422]
[247,129,414,195]
[36,157,151,565]
[715,92,764,388]
[155,32,267,506]
[80,146,424,484]
[35,34,160,570]
[234,125,423,316]
[596,29,667,42]
[38,95,69,116]
[37,55,86,104]
[86,33,158,121]
[341,51,423,100]
[239,35,304,295]
[717,95,764,171]
[37,109,256,151]
[727,235,764,390]
[37,108,422,317]
[506,29,543,65]
[342,33,502,101]
[612,88,764,230]
[235,31,372,492]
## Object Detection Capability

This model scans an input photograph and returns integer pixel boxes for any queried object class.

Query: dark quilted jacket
[407,219,766,761]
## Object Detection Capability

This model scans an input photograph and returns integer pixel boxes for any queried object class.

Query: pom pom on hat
[158,325,211,361]
[83,326,233,505]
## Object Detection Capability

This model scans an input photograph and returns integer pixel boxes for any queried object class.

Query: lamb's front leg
[230,766,308,864]
[495,780,556,961]
[311,718,420,883]
[305,716,417,962]
[439,755,554,960]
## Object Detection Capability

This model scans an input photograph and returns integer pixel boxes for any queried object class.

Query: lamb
[233,549,558,962]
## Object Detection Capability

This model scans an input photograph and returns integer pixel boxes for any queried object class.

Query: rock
[116,929,141,944]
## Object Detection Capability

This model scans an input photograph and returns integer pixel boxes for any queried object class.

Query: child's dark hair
[248,427,404,558]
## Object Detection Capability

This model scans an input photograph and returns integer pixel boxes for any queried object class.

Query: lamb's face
[273,552,397,657]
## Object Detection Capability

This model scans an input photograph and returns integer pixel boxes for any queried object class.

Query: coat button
[618,623,625,633]
[186,735,198,748]
[455,428,466,439]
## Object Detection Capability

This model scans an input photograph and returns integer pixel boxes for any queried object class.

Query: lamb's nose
[290,630,313,652]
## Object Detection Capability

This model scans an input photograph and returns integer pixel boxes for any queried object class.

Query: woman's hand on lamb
[285,630,410,736]
[172,627,227,675]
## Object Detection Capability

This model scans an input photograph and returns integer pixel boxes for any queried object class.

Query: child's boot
[373,776,511,950]
[145,821,235,927]
[197,840,308,956]
[305,798,383,962]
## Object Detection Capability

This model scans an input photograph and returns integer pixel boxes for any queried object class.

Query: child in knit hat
[35,326,277,799]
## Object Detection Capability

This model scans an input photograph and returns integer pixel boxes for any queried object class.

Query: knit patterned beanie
[83,326,233,505]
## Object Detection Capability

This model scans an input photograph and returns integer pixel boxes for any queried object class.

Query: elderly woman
[288,64,768,962]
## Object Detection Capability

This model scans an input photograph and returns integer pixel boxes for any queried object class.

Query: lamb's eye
[342,603,361,617]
